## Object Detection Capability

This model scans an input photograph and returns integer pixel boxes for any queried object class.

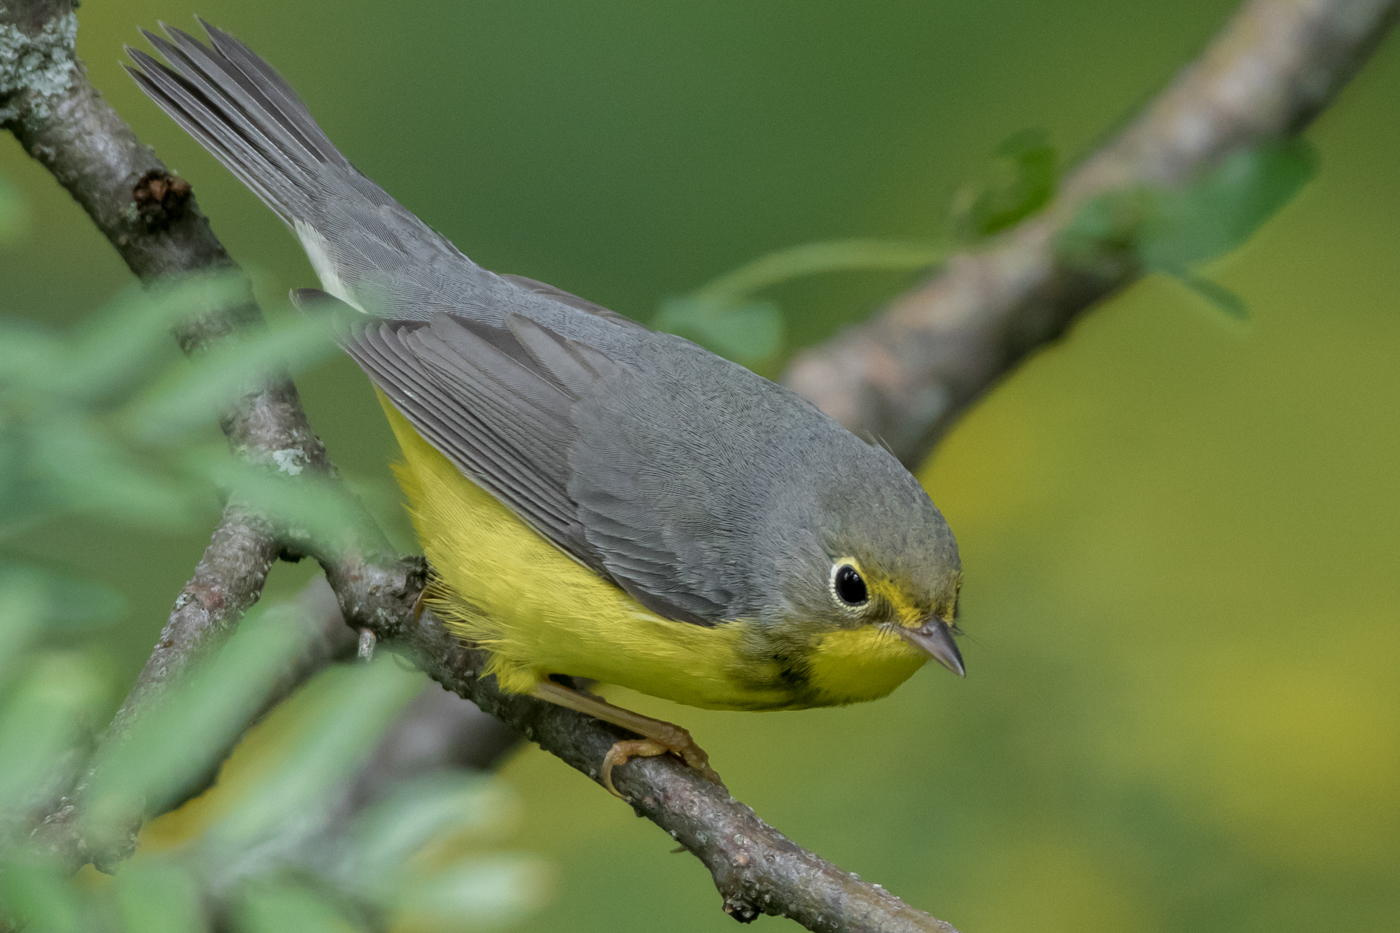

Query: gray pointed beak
[899,619,965,677]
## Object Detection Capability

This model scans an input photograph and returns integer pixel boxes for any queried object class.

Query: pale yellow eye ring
[829,558,870,610]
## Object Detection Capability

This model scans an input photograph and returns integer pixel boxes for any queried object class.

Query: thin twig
[692,240,949,305]
[784,0,1400,465]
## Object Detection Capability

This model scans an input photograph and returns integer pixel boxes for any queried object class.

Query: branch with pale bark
[2,0,1394,929]
[786,0,1400,464]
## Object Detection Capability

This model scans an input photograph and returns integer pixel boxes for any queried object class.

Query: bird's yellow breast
[380,394,926,711]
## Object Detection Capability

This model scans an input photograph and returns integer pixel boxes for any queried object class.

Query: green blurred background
[5,0,1400,930]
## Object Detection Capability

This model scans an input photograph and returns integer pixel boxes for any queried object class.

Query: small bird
[127,20,965,794]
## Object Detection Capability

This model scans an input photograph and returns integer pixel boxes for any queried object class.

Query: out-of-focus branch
[784,0,1400,464]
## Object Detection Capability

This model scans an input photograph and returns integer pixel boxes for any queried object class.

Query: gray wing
[132,21,754,623]
[332,296,738,624]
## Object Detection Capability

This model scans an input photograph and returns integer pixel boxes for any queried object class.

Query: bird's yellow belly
[381,395,926,711]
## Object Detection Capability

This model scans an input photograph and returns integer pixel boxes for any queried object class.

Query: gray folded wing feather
[339,304,738,625]
[127,19,760,626]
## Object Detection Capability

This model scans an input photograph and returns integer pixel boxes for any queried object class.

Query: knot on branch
[326,553,429,642]
[131,168,192,230]
[0,4,77,126]
[723,895,761,923]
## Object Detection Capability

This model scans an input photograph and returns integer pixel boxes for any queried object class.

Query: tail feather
[127,19,496,320]
[194,18,347,168]
[150,26,324,175]
[125,25,335,226]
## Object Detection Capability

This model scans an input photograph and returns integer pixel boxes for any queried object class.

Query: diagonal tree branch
[5,0,1396,929]
[784,0,1400,465]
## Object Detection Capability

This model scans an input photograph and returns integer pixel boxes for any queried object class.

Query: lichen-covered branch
[784,0,1400,465]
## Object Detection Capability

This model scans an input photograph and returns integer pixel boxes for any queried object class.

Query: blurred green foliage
[0,172,24,243]
[660,125,1052,364]
[0,282,542,931]
[949,128,1059,241]
[4,2,1399,933]
[1060,138,1320,318]
[656,239,945,364]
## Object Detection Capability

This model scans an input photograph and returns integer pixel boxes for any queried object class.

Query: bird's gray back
[127,21,948,630]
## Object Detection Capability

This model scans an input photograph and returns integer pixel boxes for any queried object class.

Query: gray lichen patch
[271,448,308,476]
[0,10,78,124]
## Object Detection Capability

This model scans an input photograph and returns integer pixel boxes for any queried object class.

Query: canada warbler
[128,20,965,793]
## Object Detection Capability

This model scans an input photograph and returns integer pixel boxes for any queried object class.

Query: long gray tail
[126,20,484,318]
[125,19,356,228]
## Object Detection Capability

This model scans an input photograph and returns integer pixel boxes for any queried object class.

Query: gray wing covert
[339,305,736,625]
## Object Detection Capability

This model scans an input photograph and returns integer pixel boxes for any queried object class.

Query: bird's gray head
[759,433,965,676]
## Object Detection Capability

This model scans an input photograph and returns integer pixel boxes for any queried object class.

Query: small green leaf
[395,857,546,933]
[56,276,249,403]
[28,412,196,527]
[125,312,338,442]
[0,652,108,815]
[1054,187,1146,271]
[654,297,782,363]
[950,127,1058,239]
[1171,272,1249,320]
[0,563,124,632]
[1139,138,1318,271]
[0,853,87,933]
[0,318,66,388]
[114,859,208,933]
[1057,138,1318,321]
[0,569,48,689]
[203,659,422,858]
[233,879,365,933]
[335,773,513,891]
[82,605,315,845]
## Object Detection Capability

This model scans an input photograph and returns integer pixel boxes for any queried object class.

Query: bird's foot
[529,679,724,798]
[599,723,722,797]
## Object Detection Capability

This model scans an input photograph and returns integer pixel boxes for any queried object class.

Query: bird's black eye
[832,563,868,607]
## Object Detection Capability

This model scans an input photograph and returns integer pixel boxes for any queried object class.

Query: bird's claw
[600,729,724,798]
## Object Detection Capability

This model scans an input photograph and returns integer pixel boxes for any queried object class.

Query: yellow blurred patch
[1111,635,1400,869]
